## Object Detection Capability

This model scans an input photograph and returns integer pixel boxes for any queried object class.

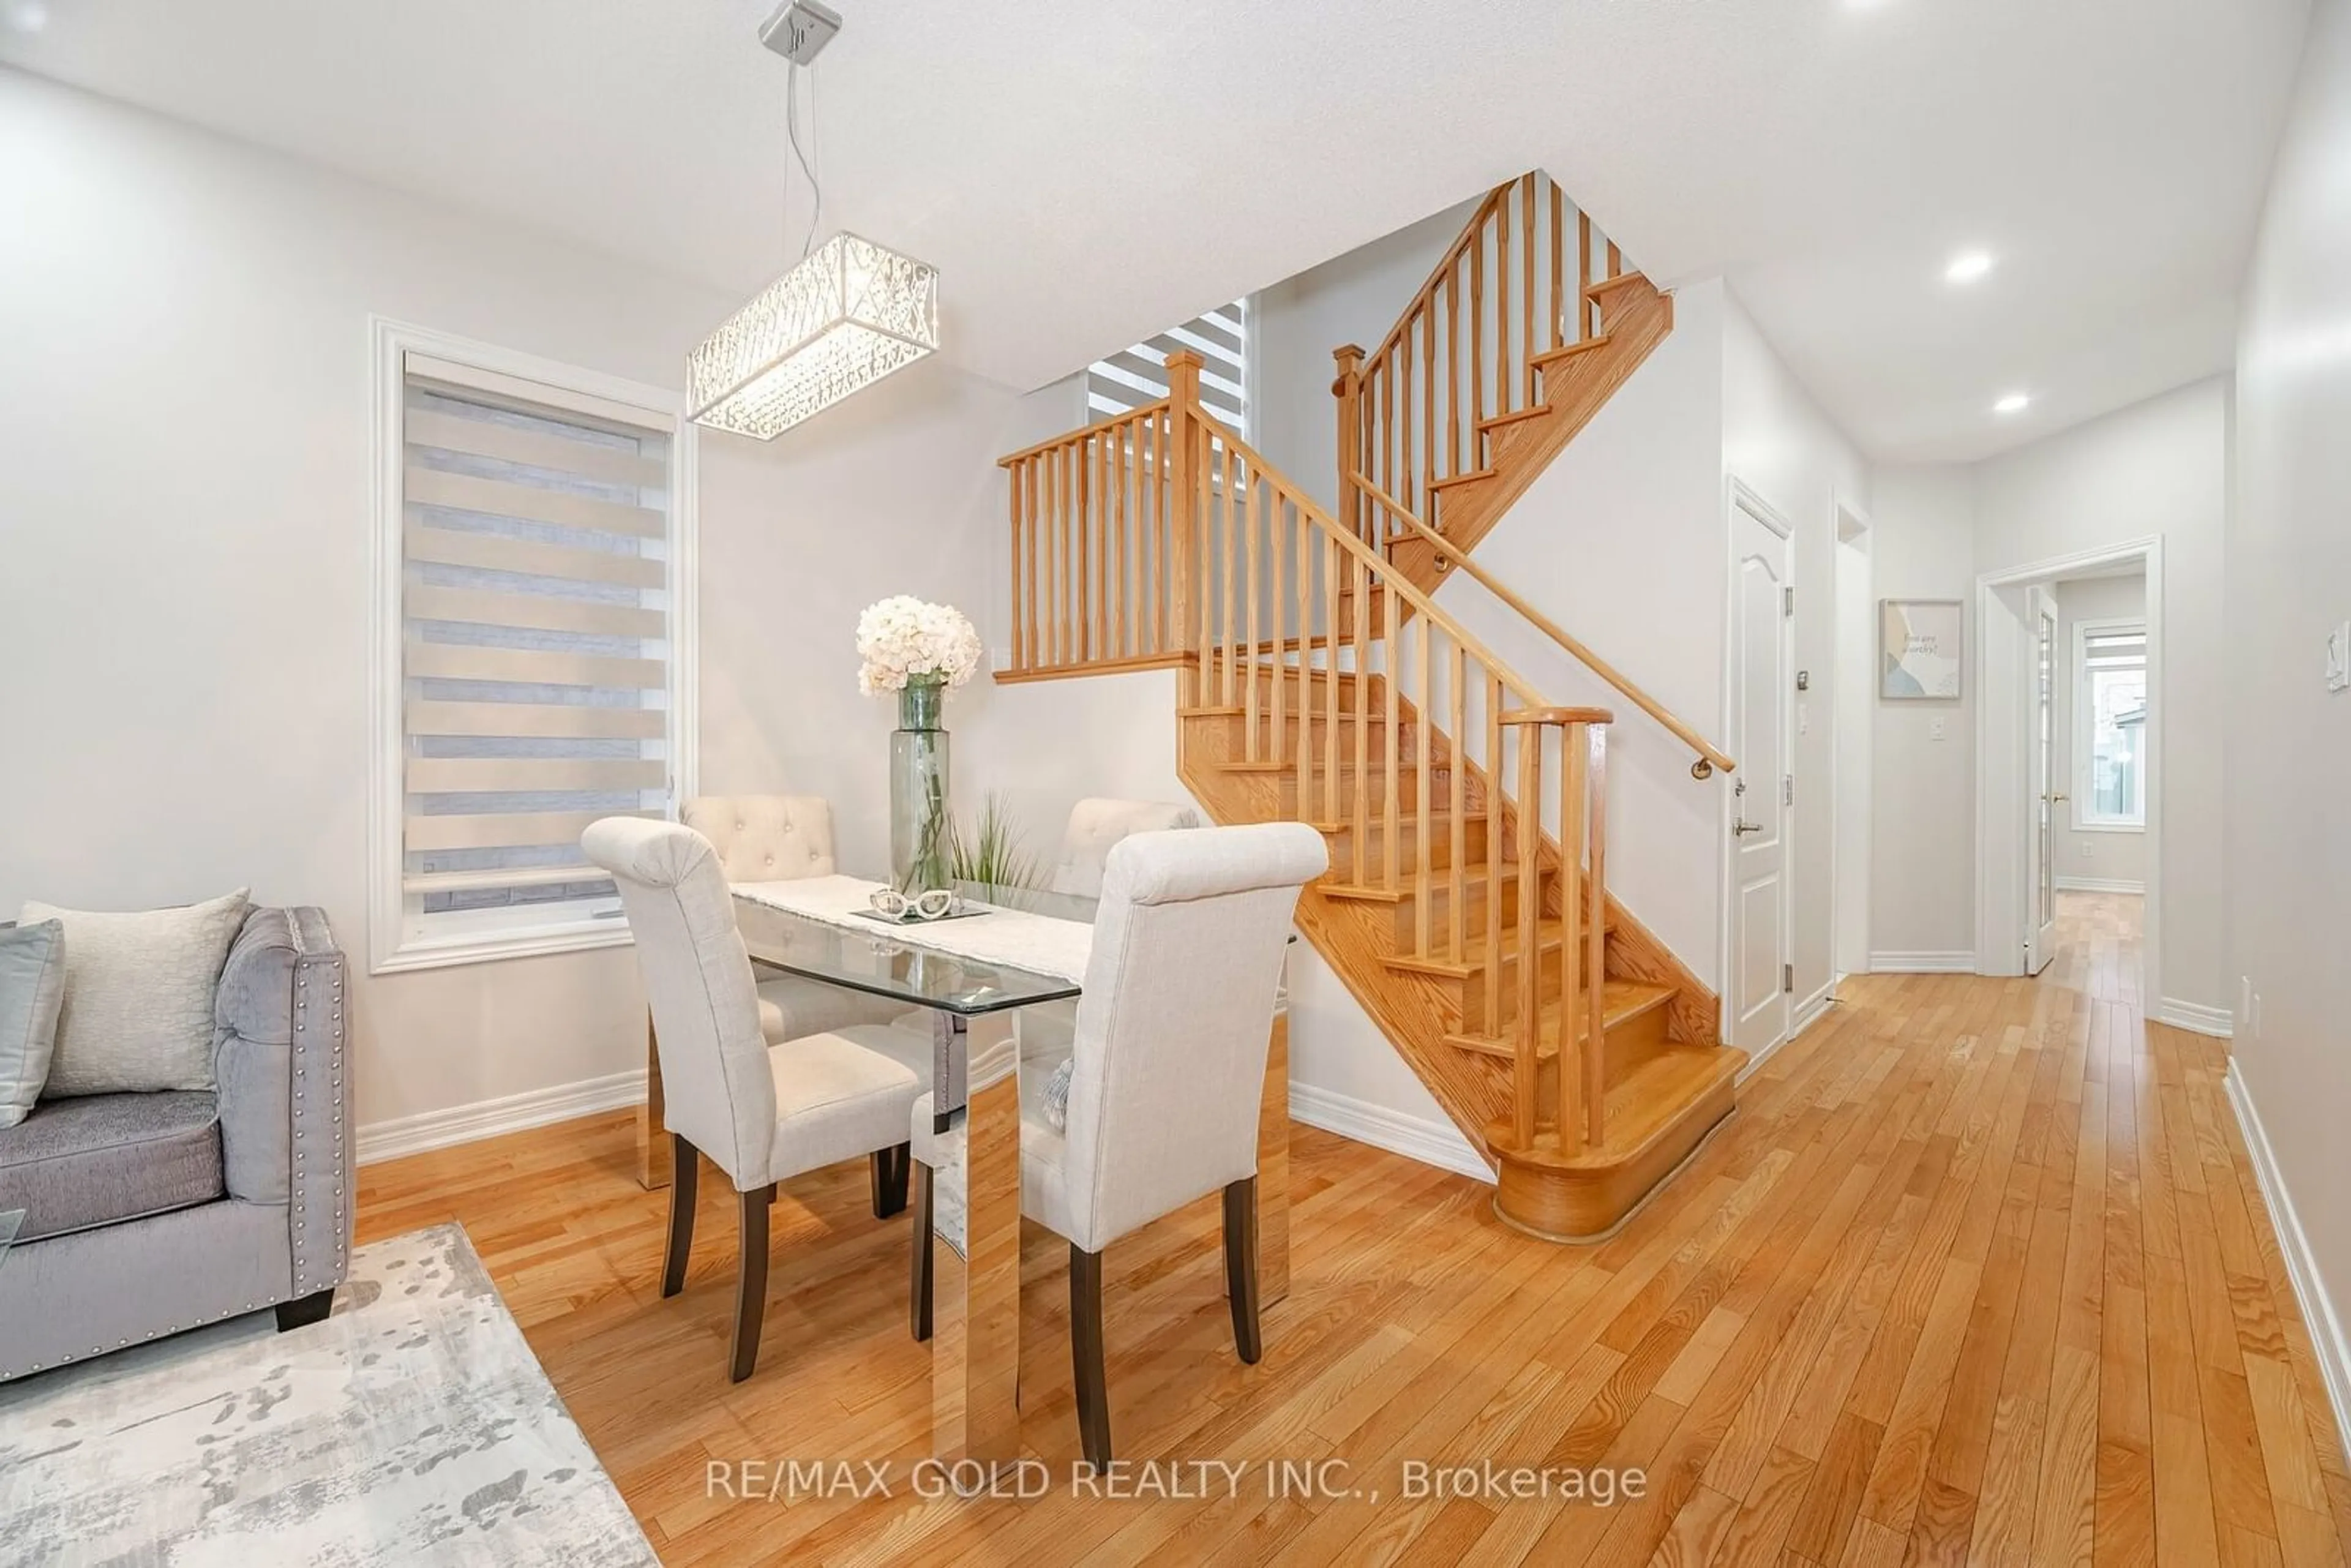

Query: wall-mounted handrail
[1350,473,1735,780]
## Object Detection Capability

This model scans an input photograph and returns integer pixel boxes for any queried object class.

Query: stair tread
[1529,332,1617,369]
[1322,862,1521,905]
[1475,403,1554,433]
[1382,916,1578,980]
[1427,468,1498,493]
[1484,1044,1741,1171]
[1444,980,1674,1059]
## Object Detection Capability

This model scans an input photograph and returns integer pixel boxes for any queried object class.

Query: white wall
[2230,0,2351,1426]
[1865,467,1981,964]
[2050,575,2148,888]
[1864,378,2229,1007]
[0,69,1030,1135]
[1722,289,1873,1013]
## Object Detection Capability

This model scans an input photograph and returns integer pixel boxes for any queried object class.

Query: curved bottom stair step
[1485,1043,1745,1243]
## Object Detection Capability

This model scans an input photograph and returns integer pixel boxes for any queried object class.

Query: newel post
[1332,345,1365,544]
[1164,350,1205,701]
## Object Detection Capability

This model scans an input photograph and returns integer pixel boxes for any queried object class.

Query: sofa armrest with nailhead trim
[0,905,353,1381]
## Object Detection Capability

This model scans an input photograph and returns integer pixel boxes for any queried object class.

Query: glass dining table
[632,878,1294,1476]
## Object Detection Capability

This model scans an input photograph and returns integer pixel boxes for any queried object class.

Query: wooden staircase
[1329,170,1676,600]
[993,336,1744,1240]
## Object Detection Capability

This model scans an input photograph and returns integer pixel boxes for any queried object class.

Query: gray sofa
[0,906,352,1381]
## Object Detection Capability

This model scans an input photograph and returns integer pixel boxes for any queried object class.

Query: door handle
[1733,817,1764,836]
[2042,792,2069,803]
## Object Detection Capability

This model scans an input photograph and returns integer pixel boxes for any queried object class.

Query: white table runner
[731,875,1094,985]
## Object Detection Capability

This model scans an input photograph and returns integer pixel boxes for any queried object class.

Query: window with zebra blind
[1086,298,1249,436]
[370,321,697,973]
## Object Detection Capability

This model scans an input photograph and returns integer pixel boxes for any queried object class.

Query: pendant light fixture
[689,1,940,440]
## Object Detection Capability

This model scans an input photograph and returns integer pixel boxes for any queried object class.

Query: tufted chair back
[1049,798,1201,898]
[683,795,838,884]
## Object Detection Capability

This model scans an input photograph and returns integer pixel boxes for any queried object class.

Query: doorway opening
[1973,539,2160,1002]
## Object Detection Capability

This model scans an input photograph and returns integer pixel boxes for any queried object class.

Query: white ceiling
[1,0,2309,462]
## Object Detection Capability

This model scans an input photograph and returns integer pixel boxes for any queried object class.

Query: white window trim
[367,317,699,975]
[2072,613,2145,835]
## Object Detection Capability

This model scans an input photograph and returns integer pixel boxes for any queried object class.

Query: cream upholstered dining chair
[683,795,906,1045]
[1046,797,1201,898]
[583,817,929,1383]
[909,821,1327,1466]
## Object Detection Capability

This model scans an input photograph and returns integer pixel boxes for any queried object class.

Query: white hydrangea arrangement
[855,596,982,695]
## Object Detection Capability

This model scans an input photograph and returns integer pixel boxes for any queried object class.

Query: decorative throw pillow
[0,920,67,1128]
[21,890,250,1098]
[1041,1057,1076,1133]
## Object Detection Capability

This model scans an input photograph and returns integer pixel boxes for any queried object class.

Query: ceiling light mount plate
[760,0,840,65]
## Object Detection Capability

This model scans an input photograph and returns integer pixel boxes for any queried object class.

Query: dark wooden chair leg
[909,1159,934,1342]
[274,1289,334,1332]
[1070,1244,1112,1468]
[871,1142,910,1219]
[730,1184,773,1383]
[1223,1176,1262,1365]
[662,1133,700,1298]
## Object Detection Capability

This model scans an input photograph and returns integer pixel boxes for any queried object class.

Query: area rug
[0,1223,657,1567]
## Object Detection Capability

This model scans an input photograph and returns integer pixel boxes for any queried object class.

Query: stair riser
[1278,769,1463,817]
[1450,945,1578,1033]
[1388,876,1524,948]
[1490,1071,1735,1242]
[1323,817,1493,874]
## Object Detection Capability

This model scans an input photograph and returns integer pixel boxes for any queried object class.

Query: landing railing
[997,351,1618,1155]
[1332,171,1633,546]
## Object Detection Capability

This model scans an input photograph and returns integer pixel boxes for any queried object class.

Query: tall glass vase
[890,677,951,891]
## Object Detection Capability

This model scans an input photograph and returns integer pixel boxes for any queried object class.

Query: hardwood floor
[357,892,2351,1564]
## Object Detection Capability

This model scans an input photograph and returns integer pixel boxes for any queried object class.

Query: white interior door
[2025,589,2060,974]
[1727,497,1793,1057]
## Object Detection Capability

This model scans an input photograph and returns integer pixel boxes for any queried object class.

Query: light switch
[1798,702,1810,736]
[1929,718,1946,741]
[2329,623,2350,692]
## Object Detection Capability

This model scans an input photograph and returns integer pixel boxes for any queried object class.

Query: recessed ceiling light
[1994,392,2031,415]
[1944,250,1995,285]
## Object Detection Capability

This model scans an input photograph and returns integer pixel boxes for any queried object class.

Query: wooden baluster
[1558,719,1588,1153]
[1449,643,1467,967]
[1112,418,1129,661]
[1142,412,1159,657]
[1294,500,1314,822]
[1350,550,1370,885]
[1470,225,1487,441]
[1078,433,1093,663]
[1485,676,1505,1045]
[1269,486,1286,771]
[1515,724,1542,1143]
[1550,180,1565,354]
[1421,303,1436,508]
[1383,348,1397,531]
[1496,192,1511,416]
[1585,724,1610,1149]
[1197,418,1214,700]
[1400,321,1414,522]
[1382,573,1400,893]
[1414,616,1432,956]
[1244,463,1261,761]
[1578,211,1593,342]
[1445,268,1461,479]
[1046,445,1063,666]
[1222,443,1239,708]
[1324,534,1341,828]
[1521,174,1537,408]
[1607,237,1621,279]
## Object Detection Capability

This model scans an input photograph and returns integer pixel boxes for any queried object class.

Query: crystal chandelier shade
[689,232,940,440]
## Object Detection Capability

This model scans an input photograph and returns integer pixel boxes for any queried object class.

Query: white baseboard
[357,1068,647,1166]
[1289,1081,1494,1184]
[2055,875,2146,895]
[1867,951,1976,974]
[2224,1062,2351,1468]
[2155,998,2235,1038]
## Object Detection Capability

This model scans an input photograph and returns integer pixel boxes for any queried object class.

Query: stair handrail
[1348,472,1736,781]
